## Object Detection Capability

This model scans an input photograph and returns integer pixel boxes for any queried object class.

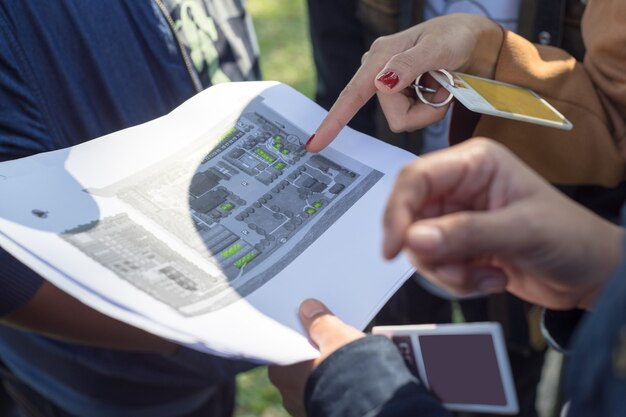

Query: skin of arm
[1,281,177,355]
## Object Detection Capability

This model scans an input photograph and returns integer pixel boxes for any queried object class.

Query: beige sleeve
[471,0,626,186]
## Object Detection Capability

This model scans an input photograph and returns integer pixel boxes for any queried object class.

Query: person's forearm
[1,281,177,355]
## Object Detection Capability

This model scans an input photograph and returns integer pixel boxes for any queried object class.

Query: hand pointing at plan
[305,14,504,153]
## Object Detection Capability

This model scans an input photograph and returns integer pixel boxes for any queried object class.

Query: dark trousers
[0,362,19,417]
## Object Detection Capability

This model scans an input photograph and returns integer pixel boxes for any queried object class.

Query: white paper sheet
[0,82,416,364]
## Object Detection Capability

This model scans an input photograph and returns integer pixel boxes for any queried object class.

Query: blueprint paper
[0,82,416,364]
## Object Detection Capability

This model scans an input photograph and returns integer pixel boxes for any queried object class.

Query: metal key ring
[412,69,455,108]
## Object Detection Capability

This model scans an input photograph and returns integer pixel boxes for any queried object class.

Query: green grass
[235,2,314,416]
[235,368,289,417]
[247,0,315,98]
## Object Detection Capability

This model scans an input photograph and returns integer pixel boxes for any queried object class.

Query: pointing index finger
[306,57,385,153]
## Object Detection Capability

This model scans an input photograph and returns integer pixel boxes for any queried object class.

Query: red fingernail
[377,71,399,89]
[305,134,315,150]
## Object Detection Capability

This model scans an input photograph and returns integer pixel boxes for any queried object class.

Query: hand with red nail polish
[383,138,623,311]
[307,14,504,153]
[304,134,315,151]
[376,71,400,89]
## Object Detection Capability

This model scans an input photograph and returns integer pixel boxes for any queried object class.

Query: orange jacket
[468,0,626,186]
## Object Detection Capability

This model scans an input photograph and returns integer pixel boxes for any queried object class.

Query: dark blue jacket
[0,1,258,416]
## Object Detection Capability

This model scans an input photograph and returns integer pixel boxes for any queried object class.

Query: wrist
[466,16,505,79]
[579,223,625,310]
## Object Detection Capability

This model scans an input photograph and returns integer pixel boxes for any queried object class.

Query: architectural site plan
[68,98,383,315]
[0,82,416,363]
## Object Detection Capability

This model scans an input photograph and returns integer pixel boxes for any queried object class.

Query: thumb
[405,209,530,264]
[299,299,364,358]
[375,45,438,93]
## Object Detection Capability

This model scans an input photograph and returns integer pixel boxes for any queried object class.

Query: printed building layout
[64,99,383,315]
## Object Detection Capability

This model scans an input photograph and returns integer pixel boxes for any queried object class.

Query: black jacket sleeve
[304,335,451,417]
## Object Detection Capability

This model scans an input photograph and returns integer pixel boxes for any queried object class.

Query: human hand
[268,299,364,417]
[383,138,624,311]
[306,13,504,152]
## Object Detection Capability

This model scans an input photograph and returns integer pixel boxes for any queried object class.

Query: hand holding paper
[269,299,365,417]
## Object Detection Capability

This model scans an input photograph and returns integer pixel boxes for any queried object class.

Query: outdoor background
[249,0,315,97]
[235,1,313,416]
